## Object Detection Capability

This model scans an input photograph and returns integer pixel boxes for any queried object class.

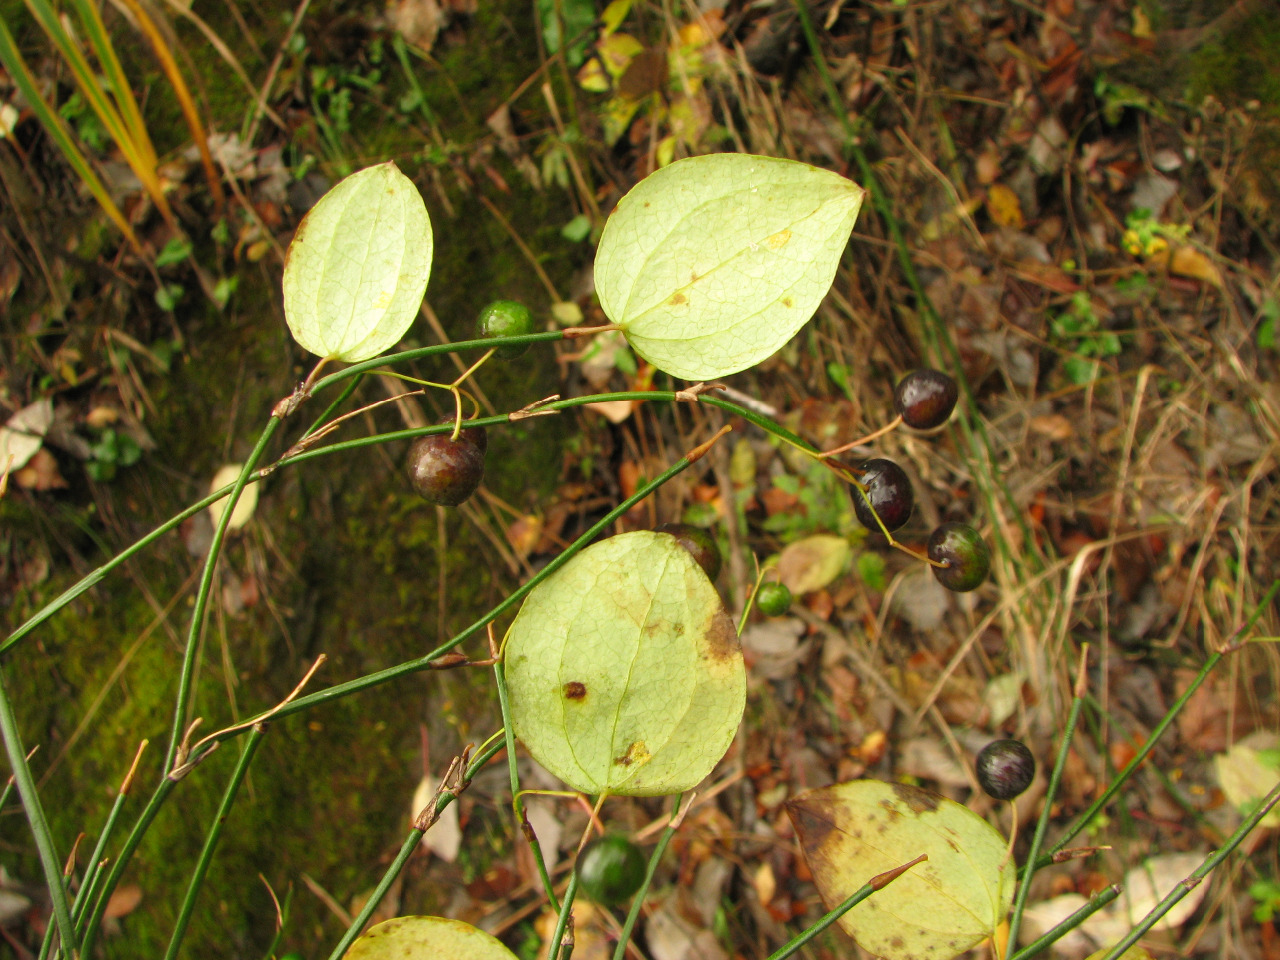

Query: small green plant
[85,427,142,482]
[2,154,1276,960]
[1050,291,1122,385]
[1249,878,1280,924]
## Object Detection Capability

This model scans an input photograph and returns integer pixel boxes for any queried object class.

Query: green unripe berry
[756,582,792,616]
[577,834,646,905]
[475,300,535,359]
[927,522,991,592]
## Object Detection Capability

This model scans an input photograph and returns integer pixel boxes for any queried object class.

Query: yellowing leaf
[282,162,433,362]
[595,154,863,379]
[985,183,1024,229]
[505,531,745,796]
[0,398,53,473]
[1169,245,1222,287]
[208,464,259,532]
[776,534,850,595]
[788,780,1015,960]
[1214,734,1280,828]
[346,916,518,959]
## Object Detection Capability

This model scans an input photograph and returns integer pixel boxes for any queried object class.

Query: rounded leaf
[208,464,258,531]
[505,531,745,796]
[345,916,517,959]
[283,162,433,362]
[594,154,863,379]
[787,779,1015,960]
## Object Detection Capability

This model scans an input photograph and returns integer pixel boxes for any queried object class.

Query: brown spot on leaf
[669,292,687,306]
[613,740,650,766]
[889,781,940,814]
[782,297,793,308]
[563,681,587,701]
[702,606,739,661]
[786,797,836,858]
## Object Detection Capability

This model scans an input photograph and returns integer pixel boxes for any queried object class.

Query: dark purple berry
[476,299,536,359]
[656,523,721,581]
[407,415,487,506]
[851,458,913,533]
[756,582,792,617]
[928,522,990,592]
[894,369,958,430]
[976,739,1035,800]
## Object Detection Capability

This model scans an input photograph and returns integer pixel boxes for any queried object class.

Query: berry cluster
[837,368,990,594]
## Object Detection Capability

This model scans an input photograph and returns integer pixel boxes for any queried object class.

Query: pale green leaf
[788,779,1015,960]
[594,154,863,379]
[345,916,518,959]
[282,162,432,362]
[1214,734,1280,828]
[208,464,258,531]
[505,531,745,796]
[1085,949,1153,960]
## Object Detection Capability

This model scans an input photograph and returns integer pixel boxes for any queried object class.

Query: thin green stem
[495,659,559,910]
[610,799,683,960]
[202,453,702,737]
[79,778,176,955]
[72,740,147,932]
[764,855,926,960]
[548,871,579,960]
[1098,779,1280,960]
[1038,651,1222,870]
[165,420,280,771]
[1008,650,1089,951]
[302,372,364,440]
[1005,885,1121,960]
[163,728,265,960]
[324,736,507,959]
[0,667,76,958]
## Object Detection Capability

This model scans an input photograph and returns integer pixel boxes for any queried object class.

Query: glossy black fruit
[851,458,913,533]
[656,522,721,581]
[476,299,535,359]
[407,416,487,506]
[894,369,958,430]
[928,522,990,592]
[756,581,792,617]
[577,834,646,905]
[976,739,1035,800]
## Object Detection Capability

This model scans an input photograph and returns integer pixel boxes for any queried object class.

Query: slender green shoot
[1005,885,1121,960]
[1008,648,1089,951]
[495,658,560,910]
[163,728,265,959]
[547,871,579,960]
[1098,781,1280,960]
[0,667,76,958]
[71,740,149,928]
[322,736,505,959]
[764,855,927,960]
[165,420,281,771]
[610,796,686,960]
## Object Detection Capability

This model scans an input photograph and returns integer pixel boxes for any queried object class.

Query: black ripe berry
[407,415,487,507]
[894,368,958,430]
[475,299,535,359]
[928,522,991,592]
[577,835,647,905]
[756,581,792,617]
[656,522,721,581]
[851,458,913,533]
[976,739,1035,800]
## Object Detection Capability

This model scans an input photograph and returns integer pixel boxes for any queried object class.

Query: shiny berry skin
[407,416,487,506]
[577,835,646,905]
[756,581,792,617]
[976,739,1035,800]
[475,299,535,359]
[928,522,990,592]
[851,458,913,533]
[656,522,721,581]
[894,369,958,430]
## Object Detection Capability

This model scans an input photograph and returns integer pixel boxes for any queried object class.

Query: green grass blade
[0,14,141,253]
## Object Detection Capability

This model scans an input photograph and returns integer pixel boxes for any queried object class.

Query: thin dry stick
[243,0,312,146]
[477,194,562,303]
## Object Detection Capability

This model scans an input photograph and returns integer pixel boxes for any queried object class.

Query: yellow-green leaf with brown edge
[788,779,1015,960]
